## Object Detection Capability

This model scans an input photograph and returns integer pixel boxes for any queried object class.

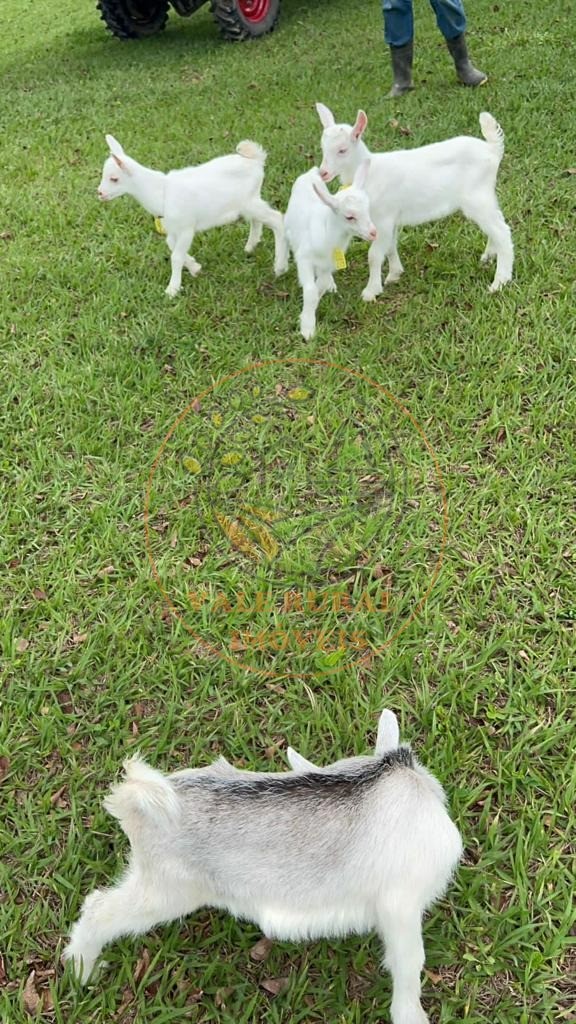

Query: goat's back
[163,152,264,232]
[367,136,502,227]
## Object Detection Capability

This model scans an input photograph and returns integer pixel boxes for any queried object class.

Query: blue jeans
[382,0,467,46]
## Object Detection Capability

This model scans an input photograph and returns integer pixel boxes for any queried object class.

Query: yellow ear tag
[333,248,347,270]
[338,184,351,192]
[154,217,166,236]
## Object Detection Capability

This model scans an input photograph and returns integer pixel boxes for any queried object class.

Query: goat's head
[312,161,376,243]
[316,103,368,186]
[97,135,133,201]
[287,709,399,773]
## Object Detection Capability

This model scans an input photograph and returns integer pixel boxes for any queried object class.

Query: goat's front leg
[362,231,392,302]
[378,904,429,1024]
[385,228,404,284]
[241,198,289,276]
[63,873,201,984]
[165,228,195,297]
[296,260,320,340]
[317,271,337,297]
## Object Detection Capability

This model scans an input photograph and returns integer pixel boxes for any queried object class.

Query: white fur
[316,104,514,298]
[63,710,462,1024]
[98,135,288,297]
[283,162,377,339]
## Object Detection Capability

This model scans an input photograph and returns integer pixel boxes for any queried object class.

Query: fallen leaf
[0,953,6,985]
[49,785,68,808]
[260,975,290,997]
[425,969,443,985]
[0,755,9,782]
[97,565,116,577]
[140,418,155,432]
[32,588,47,601]
[23,971,40,1015]
[287,387,310,401]
[221,452,242,466]
[132,722,139,736]
[250,937,274,962]
[70,632,88,646]
[133,948,150,985]
[56,690,74,714]
[15,638,29,653]
[191,397,202,413]
[183,457,201,474]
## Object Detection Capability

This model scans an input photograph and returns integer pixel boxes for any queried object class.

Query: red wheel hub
[237,0,270,22]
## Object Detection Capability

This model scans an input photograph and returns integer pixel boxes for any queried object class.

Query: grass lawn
[1,0,575,1020]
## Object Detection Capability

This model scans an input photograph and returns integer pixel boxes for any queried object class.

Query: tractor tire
[210,0,280,41]
[97,0,169,39]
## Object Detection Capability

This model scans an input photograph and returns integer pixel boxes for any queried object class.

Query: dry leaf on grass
[249,937,274,962]
[260,975,290,996]
[16,638,30,653]
[23,971,41,1015]
[32,588,47,601]
[0,756,10,783]
[132,948,150,985]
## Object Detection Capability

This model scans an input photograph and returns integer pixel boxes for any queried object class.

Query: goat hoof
[362,287,380,302]
[384,273,402,285]
[275,261,289,277]
[480,252,495,264]
[300,323,316,340]
[188,262,202,277]
[489,277,510,292]
[165,285,180,298]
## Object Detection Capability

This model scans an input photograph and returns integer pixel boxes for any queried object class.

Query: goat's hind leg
[245,219,263,254]
[63,872,200,984]
[241,197,289,276]
[463,196,513,291]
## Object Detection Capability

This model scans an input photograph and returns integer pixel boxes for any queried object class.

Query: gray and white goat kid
[63,710,462,1024]
[98,135,288,297]
[316,103,514,298]
[284,162,376,339]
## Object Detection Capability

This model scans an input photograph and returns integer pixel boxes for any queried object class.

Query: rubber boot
[387,41,414,98]
[446,33,487,86]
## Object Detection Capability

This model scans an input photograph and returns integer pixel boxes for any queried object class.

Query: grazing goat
[284,162,377,338]
[63,710,462,1024]
[98,135,288,296]
[316,103,514,298]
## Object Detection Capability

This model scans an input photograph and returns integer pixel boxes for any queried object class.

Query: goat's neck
[341,141,371,187]
[128,162,166,218]
[326,213,354,255]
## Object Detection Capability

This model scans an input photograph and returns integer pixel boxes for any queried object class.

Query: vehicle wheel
[97,0,169,39]
[210,0,280,41]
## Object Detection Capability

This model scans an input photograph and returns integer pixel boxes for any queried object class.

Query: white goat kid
[316,103,514,299]
[98,135,288,297]
[284,163,376,339]
[63,710,462,1024]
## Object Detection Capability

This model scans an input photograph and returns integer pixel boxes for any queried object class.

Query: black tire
[97,0,169,39]
[210,0,280,41]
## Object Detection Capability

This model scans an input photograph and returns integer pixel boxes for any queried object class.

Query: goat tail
[479,112,505,160]
[236,139,267,164]
[103,756,180,833]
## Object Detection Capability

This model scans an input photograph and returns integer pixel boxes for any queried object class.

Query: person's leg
[428,0,487,85]
[382,0,415,98]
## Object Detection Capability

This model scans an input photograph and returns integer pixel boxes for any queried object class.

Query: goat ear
[287,747,319,772]
[375,709,399,755]
[106,134,128,170]
[352,110,368,141]
[316,102,335,129]
[353,158,370,191]
[313,180,338,212]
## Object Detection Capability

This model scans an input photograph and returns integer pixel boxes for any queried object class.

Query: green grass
[1,0,575,1020]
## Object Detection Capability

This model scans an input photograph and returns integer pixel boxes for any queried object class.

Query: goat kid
[316,103,514,298]
[284,163,377,339]
[63,710,462,1024]
[98,135,288,297]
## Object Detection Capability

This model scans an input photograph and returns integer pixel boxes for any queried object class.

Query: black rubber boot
[446,33,487,86]
[387,41,414,98]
